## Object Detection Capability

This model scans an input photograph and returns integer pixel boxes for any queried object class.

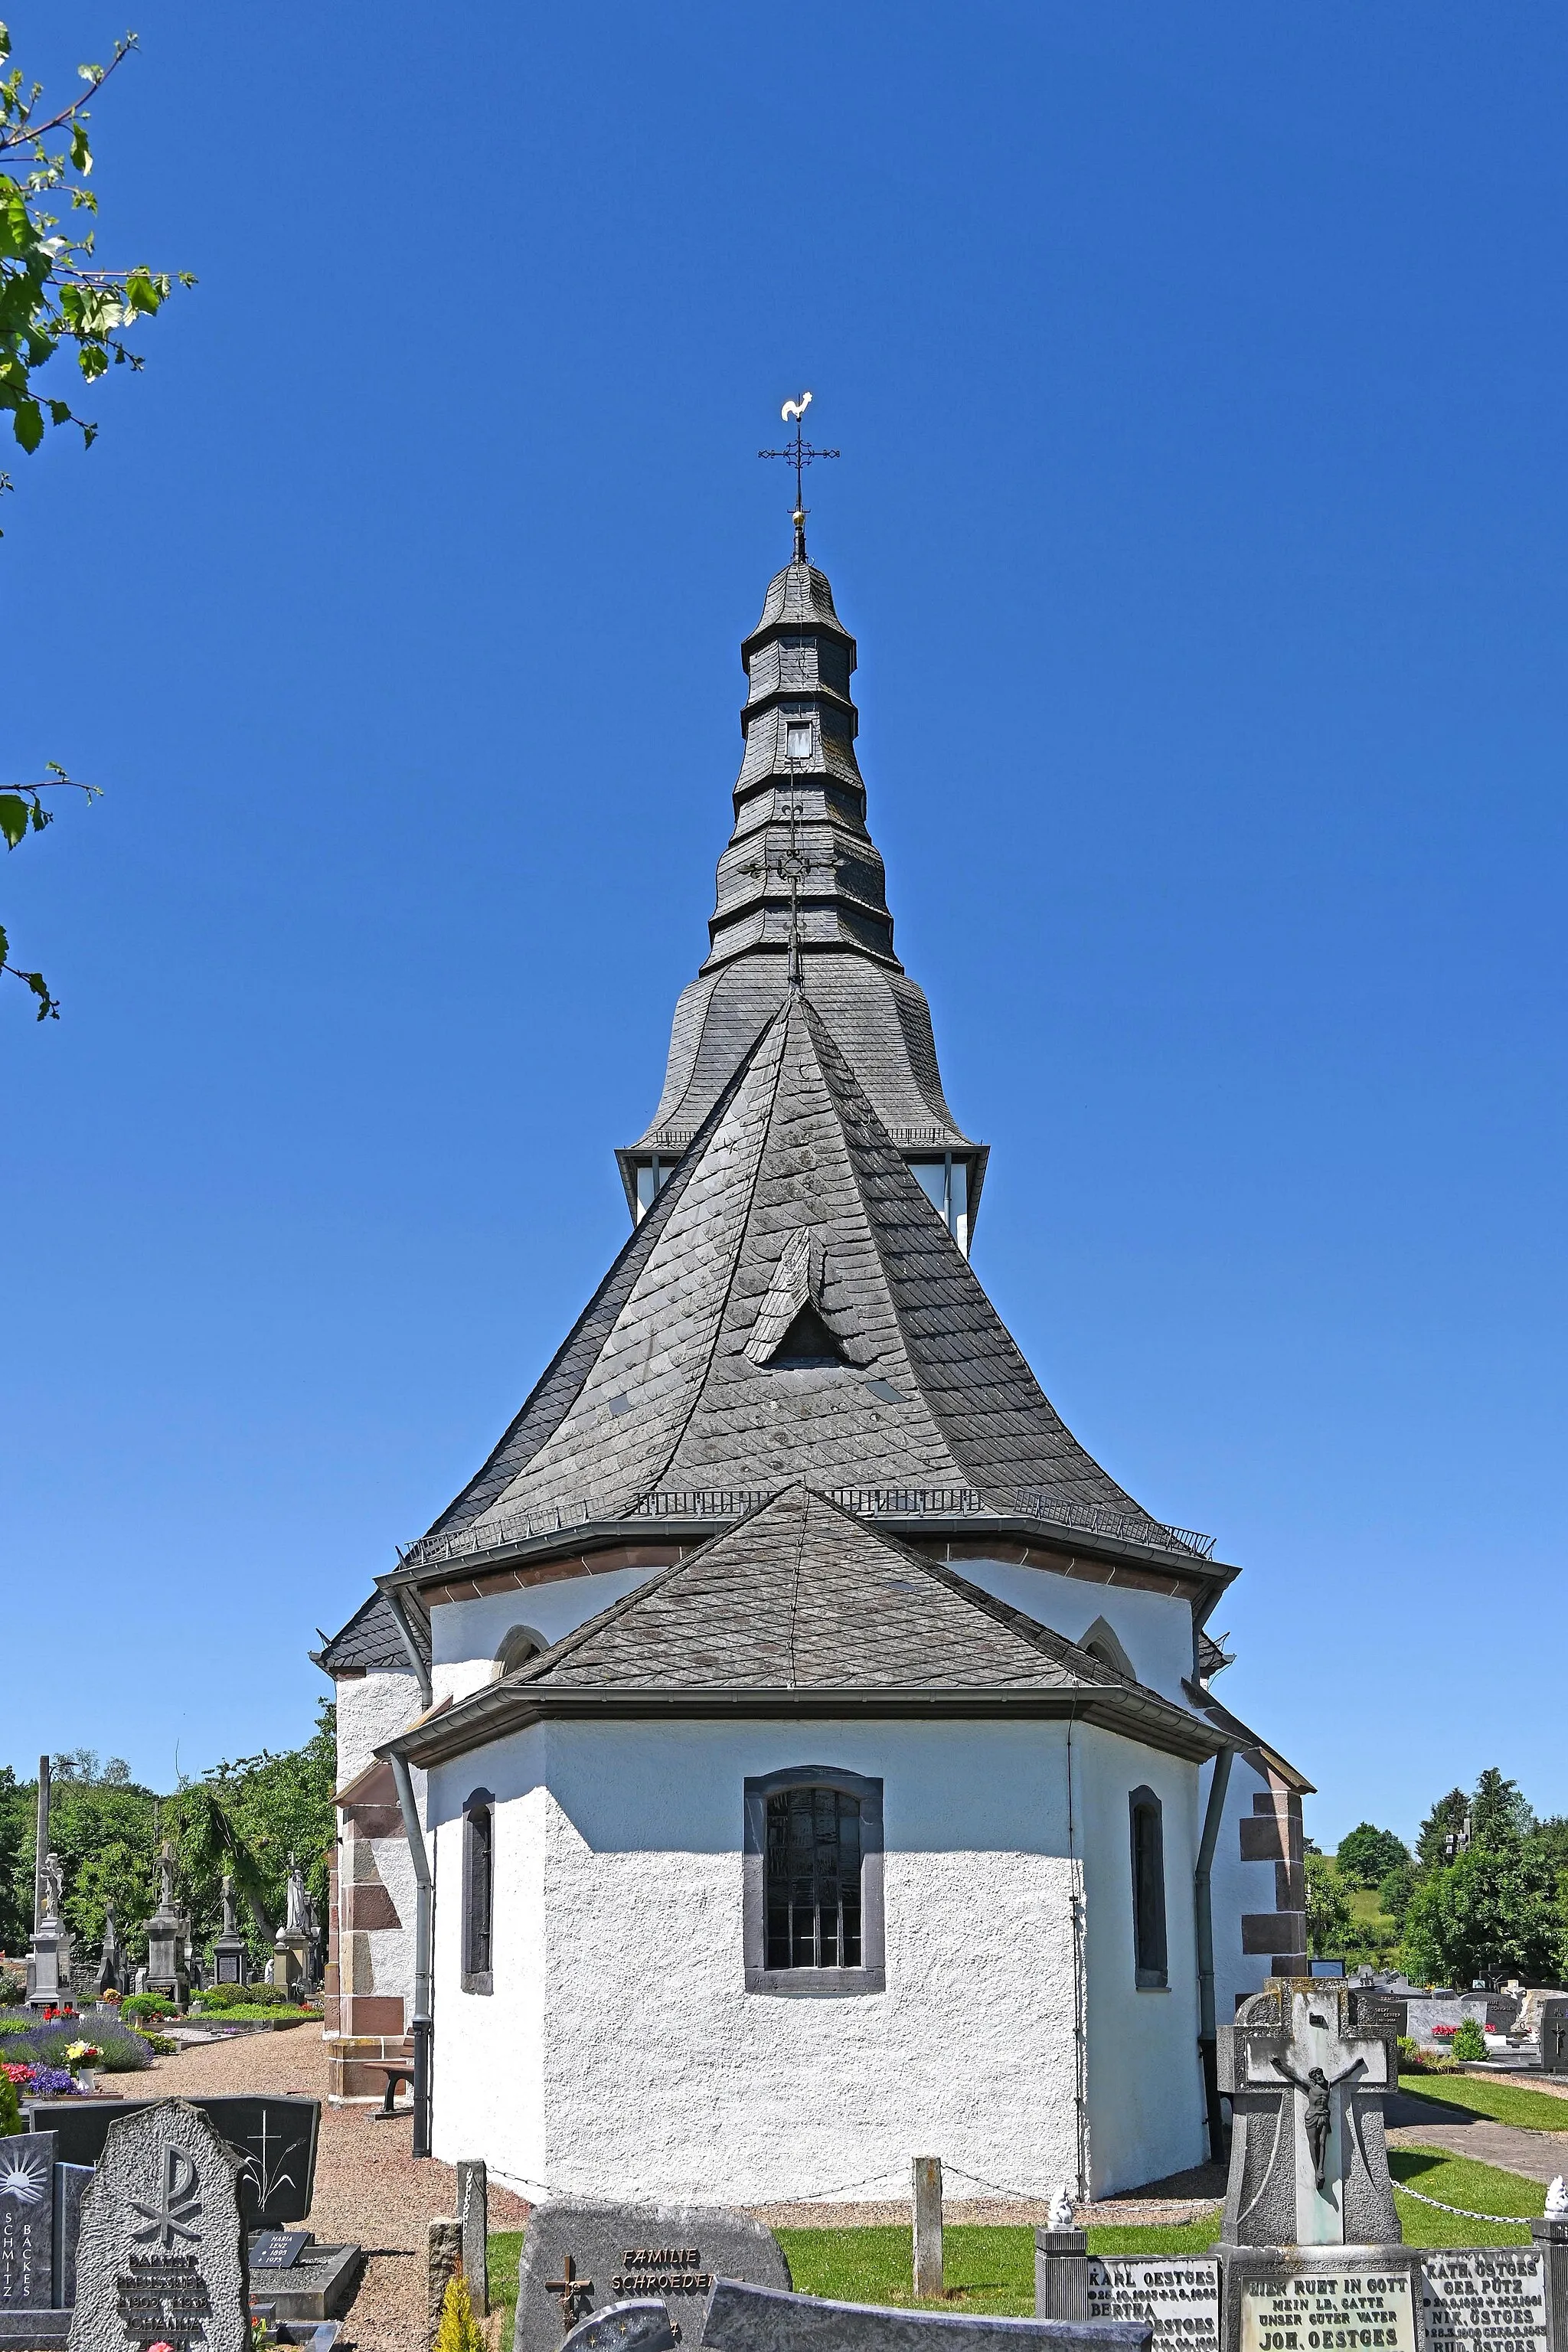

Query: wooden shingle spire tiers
[622,535,985,1238]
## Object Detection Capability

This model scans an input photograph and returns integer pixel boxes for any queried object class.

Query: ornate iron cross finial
[760,391,839,557]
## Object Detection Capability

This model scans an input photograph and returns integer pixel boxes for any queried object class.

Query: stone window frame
[1129,1783,1169,1990]
[462,1786,495,1995]
[743,1765,885,1997]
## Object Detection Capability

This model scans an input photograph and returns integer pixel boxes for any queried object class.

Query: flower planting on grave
[2,2014,153,2073]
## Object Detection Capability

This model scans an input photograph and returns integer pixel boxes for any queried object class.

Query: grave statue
[220,1873,239,1939]
[142,1838,189,2007]
[96,1900,126,1996]
[41,1851,65,1924]
[1268,2052,1365,2191]
[26,1850,73,2006]
[156,1838,178,1915]
[285,1857,309,1935]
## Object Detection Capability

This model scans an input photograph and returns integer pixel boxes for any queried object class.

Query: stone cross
[1217,1979,1400,2247]
[67,2099,248,2352]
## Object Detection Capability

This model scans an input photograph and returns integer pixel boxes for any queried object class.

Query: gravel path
[120,2029,531,2352]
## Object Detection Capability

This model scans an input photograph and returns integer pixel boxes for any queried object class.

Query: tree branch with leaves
[2,18,191,1017]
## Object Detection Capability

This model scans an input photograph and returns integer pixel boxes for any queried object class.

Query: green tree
[2,17,191,1016]
[1416,1788,1472,1873]
[1305,1852,1354,1959]
[1403,1840,1566,1988]
[0,1765,27,1952]
[173,1703,338,1966]
[1379,1860,1419,1929]
[1336,1823,1412,1889]
[1471,1769,1534,1848]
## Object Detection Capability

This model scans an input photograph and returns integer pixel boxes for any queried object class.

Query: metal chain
[1395,2181,1537,2226]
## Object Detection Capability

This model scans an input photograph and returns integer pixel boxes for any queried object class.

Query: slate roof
[627,537,980,1170]
[311,1589,425,1677]
[385,1486,1227,1767]
[410,987,1174,1557]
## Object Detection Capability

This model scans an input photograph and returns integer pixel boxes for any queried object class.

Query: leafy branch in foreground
[0,18,194,475]
[1,766,100,1016]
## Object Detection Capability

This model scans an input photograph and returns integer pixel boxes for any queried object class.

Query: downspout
[383,1583,433,1710]
[1194,1743,1233,2163]
[390,1748,434,2161]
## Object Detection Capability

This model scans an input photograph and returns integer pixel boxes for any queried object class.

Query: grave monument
[210,1878,250,1990]
[270,1862,311,1999]
[514,2197,792,2352]
[139,1844,188,2009]
[95,1904,128,2001]
[67,2099,248,2352]
[28,1852,73,2010]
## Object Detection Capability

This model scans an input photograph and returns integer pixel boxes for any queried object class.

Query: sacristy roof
[385,1484,1230,1766]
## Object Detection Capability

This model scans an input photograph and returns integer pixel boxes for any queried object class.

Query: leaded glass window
[462,1791,494,1991]
[765,1785,862,1970]
[1129,1785,1168,1988]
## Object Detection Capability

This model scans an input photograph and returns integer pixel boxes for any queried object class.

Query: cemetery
[2,524,1567,2352]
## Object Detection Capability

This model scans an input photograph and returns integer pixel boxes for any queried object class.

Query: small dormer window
[786,720,812,763]
[910,1155,970,1256]
[634,1157,673,1219]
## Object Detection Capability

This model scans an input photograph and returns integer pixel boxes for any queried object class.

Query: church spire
[621,497,987,1250]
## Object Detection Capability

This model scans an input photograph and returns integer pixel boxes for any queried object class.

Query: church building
[312,505,1312,2205]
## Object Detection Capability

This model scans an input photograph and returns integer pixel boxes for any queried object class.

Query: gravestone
[513,2197,790,2352]
[1086,2259,1220,2352]
[141,1844,189,2009]
[1225,2258,1417,2352]
[1421,2249,1549,2352]
[1215,1981,1419,2352]
[696,2278,1152,2352]
[0,2130,56,2313]
[54,2164,93,2309]
[1539,2001,1568,2076]
[1217,1981,1400,2247]
[67,2099,248,2352]
[210,1878,249,1991]
[29,2095,319,2229]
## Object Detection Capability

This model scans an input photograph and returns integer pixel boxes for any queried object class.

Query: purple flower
[27,2066,77,2096]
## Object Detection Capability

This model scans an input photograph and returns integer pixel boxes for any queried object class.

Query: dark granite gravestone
[514,2199,791,2352]
[697,2280,1150,2352]
[26,2096,319,2229]
[0,2130,55,2311]
[54,2164,93,2308]
[67,2099,248,2352]
[1539,2000,1568,2076]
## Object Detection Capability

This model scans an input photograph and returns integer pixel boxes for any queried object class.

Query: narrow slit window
[1129,1786,1168,1988]
[463,1791,494,1992]
[765,1786,862,1970]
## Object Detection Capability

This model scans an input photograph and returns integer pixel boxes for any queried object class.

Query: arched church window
[495,1625,544,1677]
[743,1767,885,1994]
[1129,1786,1168,1989]
[462,1788,495,1994]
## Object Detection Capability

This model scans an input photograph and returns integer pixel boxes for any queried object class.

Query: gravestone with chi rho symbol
[67,2099,248,2352]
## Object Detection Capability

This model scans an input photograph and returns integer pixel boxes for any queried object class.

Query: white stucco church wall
[424,1713,1211,2203]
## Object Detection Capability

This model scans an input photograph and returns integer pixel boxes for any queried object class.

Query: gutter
[388,1749,434,2161]
[1194,1743,1234,2161]
[388,1680,1230,1772]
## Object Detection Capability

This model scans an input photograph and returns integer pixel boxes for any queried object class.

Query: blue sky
[5,3,1563,1847]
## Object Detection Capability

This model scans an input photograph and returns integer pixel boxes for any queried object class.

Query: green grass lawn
[1399,2069,1568,2132]
[487,2159,1542,2335]
[1390,2147,1544,2246]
